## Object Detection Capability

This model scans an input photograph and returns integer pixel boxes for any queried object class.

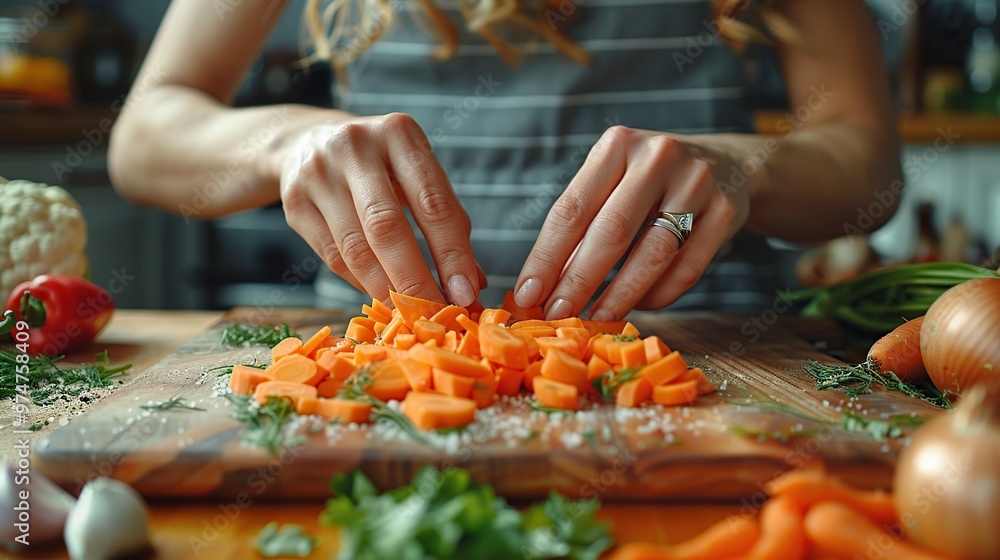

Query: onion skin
[893,385,1000,560]
[920,278,1000,396]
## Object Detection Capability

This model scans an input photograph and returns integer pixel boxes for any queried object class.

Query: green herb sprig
[803,360,951,409]
[0,349,130,405]
[140,397,205,412]
[727,398,925,441]
[320,467,613,560]
[220,323,298,348]
[591,367,641,402]
[224,393,303,454]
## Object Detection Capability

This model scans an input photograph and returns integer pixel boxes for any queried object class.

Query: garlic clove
[64,478,151,560]
[0,463,76,551]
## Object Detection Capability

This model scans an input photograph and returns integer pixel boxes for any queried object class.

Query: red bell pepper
[0,274,115,356]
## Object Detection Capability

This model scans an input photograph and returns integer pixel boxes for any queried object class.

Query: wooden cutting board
[35,309,940,502]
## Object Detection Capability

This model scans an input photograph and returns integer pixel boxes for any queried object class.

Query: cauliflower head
[0,176,88,297]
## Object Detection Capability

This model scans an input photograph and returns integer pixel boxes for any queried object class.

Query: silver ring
[648,211,694,247]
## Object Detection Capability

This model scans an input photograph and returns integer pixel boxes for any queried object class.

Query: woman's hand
[277,112,483,306]
[514,126,756,321]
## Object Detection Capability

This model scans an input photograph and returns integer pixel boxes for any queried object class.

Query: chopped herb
[0,349,130,405]
[321,467,613,560]
[220,323,298,348]
[140,397,205,412]
[841,411,926,441]
[529,400,571,415]
[612,334,637,342]
[727,425,822,443]
[582,430,598,447]
[803,360,951,409]
[727,397,924,441]
[28,422,44,432]
[224,393,303,454]
[523,430,540,442]
[254,522,317,558]
[591,367,642,402]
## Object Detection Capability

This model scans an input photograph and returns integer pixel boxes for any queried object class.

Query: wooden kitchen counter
[14,309,747,560]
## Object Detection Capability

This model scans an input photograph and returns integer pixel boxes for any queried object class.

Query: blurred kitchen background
[1,0,999,309]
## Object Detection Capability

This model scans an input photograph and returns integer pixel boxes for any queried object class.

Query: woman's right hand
[275,112,482,307]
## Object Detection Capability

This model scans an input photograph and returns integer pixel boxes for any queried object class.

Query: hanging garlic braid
[305,0,799,79]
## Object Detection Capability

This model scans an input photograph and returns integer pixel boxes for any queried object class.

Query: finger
[283,201,365,293]
[513,127,629,310]
[379,114,480,307]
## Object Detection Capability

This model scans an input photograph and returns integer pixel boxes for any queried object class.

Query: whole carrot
[604,515,758,560]
[804,501,950,560]
[742,496,806,560]
[867,316,927,383]
[767,470,898,525]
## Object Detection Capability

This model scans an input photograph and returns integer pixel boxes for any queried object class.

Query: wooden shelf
[755,110,1000,144]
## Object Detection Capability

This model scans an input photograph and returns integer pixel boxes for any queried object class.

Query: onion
[893,384,1000,559]
[920,278,1000,396]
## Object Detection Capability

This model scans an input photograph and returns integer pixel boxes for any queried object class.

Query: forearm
[108,85,349,219]
[694,120,902,244]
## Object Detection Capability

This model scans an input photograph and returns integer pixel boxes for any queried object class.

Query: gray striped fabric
[315,0,783,312]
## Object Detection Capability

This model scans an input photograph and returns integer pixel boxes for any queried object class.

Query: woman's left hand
[514,125,756,321]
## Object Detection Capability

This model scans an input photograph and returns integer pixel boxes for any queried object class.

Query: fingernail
[447,274,476,308]
[514,277,543,308]
[546,298,573,321]
[590,308,615,322]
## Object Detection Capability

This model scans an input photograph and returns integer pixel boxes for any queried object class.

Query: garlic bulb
[0,464,76,550]
[64,478,151,560]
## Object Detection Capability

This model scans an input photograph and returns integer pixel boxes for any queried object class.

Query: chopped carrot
[679,368,715,395]
[533,377,579,411]
[443,330,459,352]
[510,319,552,330]
[399,358,433,392]
[618,340,647,368]
[804,501,947,560]
[507,328,541,362]
[229,365,272,395]
[621,322,641,338]
[522,361,543,391]
[296,397,319,415]
[643,336,670,363]
[540,350,589,393]
[472,371,498,408]
[315,398,373,424]
[394,333,417,350]
[556,327,591,358]
[271,337,304,362]
[536,336,582,360]
[548,317,585,329]
[581,319,629,337]
[316,377,344,398]
[409,344,491,378]
[379,317,405,346]
[316,352,356,381]
[479,325,530,369]
[362,304,390,324]
[253,381,318,406]
[495,366,524,396]
[454,313,480,336]
[767,470,897,525]
[429,304,470,332]
[389,290,447,330]
[432,368,475,398]
[651,380,699,406]
[741,496,806,560]
[478,308,512,326]
[586,355,612,394]
[464,299,484,321]
[414,319,446,346]
[373,321,387,335]
[402,392,477,430]
[353,344,388,367]
[641,351,688,386]
[365,361,411,402]
[515,325,558,338]
[456,331,481,358]
[588,334,614,362]
[346,316,377,344]
[369,297,393,323]
[615,377,653,408]
[501,291,545,322]
[265,353,325,386]
[867,316,927,383]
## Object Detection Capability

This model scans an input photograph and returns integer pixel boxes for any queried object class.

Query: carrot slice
[556,327,591,358]
[265,353,325,386]
[296,397,319,415]
[507,328,541,362]
[581,320,629,337]
[618,340,647,368]
[522,360,543,391]
[540,350,589,393]
[478,308,512,326]
[378,317,405,346]
[586,355,612,394]
[478,325,530,370]
[316,352,356,381]
[454,313,480,336]
[399,358,433,392]
[548,317,585,329]
[443,330,459,352]
[366,361,411,402]
[370,297,393,323]
[389,290,447,330]
[495,366,525,396]
[501,291,545,322]
[432,368,475,398]
[353,344,388,367]
[643,336,670,363]
[402,392,477,430]
[510,319,552,330]
[641,351,688,386]
[743,496,806,560]
[408,344,491,378]
[651,380,699,406]
[346,316,377,344]
[804,501,947,560]
[588,334,614,362]
[615,377,653,408]
[316,377,344,398]
[533,377,579,411]
[253,381,318,406]
[271,337,304,362]
[537,336,583,360]
[767,470,897,525]
[394,333,417,350]
[414,319,446,346]
[621,321,641,337]
[472,371,498,409]
[229,365,272,395]
[514,326,558,338]
[456,331,481,358]
[362,304,391,325]
[315,398,373,424]
[430,305,470,332]
[679,367,715,395]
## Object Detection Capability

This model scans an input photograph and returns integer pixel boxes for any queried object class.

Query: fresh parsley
[320,467,613,560]
[220,323,299,348]
[254,522,317,558]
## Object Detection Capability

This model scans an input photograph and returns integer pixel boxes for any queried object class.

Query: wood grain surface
[35,309,941,502]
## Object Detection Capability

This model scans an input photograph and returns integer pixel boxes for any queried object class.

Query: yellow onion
[893,384,1000,559]
[920,278,1000,396]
